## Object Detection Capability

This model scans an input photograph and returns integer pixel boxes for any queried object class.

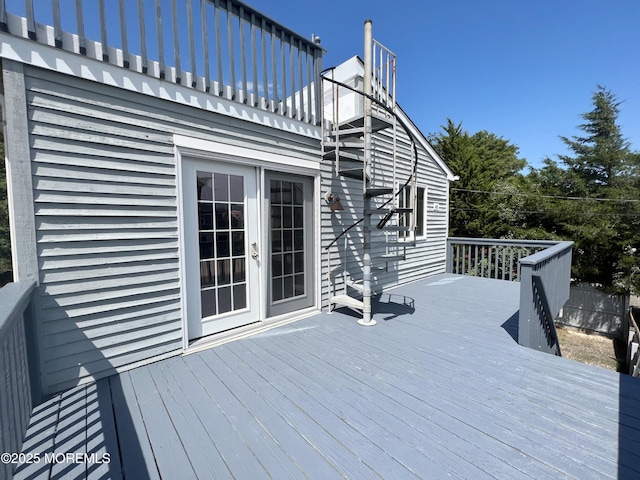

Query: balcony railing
[0,280,37,480]
[0,0,323,125]
[446,237,558,281]
[447,237,573,355]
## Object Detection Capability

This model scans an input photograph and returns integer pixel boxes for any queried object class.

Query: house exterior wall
[4,46,451,396]
[20,65,320,396]
[320,125,449,301]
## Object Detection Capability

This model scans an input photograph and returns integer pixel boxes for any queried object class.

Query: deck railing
[447,237,573,355]
[0,0,323,124]
[518,241,573,355]
[0,280,37,480]
[446,237,559,281]
[627,308,640,377]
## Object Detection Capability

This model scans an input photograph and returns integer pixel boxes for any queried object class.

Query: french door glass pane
[270,179,305,303]
[197,171,249,319]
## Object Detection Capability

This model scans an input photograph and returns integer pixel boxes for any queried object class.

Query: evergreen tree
[536,86,639,292]
[430,119,526,238]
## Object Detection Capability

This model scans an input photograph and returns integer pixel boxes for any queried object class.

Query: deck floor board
[15,274,640,479]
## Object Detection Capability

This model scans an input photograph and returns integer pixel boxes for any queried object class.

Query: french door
[266,172,315,317]
[183,159,260,339]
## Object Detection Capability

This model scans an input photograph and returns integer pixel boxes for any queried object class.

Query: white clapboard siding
[25,64,320,395]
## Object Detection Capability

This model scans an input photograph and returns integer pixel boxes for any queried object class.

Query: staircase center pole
[359,19,376,326]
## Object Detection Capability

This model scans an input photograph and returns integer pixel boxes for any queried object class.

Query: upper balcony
[0,0,324,126]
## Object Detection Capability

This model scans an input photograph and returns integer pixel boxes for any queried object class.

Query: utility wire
[450,206,640,218]
[451,187,640,203]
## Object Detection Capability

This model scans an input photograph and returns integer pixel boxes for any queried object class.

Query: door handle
[251,242,259,260]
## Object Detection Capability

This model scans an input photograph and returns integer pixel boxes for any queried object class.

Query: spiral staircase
[322,21,418,326]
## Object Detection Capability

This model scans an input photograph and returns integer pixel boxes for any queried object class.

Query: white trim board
[174,134,321,172]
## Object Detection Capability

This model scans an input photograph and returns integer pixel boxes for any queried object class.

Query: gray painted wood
[50,386,87,479]
[14,274,640,479]
[109,372,160,480]
[86,380,122,480]
[127,366,198,479]
[2,60,39,283]
[13,394,61,480]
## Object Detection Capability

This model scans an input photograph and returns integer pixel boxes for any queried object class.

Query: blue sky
[247,0,640,170]
[10,1,639,170]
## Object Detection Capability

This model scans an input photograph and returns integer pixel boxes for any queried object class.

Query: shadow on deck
[14,274,640,479]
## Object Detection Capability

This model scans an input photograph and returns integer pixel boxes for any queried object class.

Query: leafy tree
[429,119,526,238]
[534,86,639,292]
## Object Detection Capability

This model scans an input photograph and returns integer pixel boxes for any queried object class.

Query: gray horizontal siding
[25,65,320,395]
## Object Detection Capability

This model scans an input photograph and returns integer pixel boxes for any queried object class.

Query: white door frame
[175,135,321,350]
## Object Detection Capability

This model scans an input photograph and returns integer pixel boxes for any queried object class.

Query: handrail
[0,280,37,480]
[0,0,324,125]
[0,280,36,340]
[518,241,573,355]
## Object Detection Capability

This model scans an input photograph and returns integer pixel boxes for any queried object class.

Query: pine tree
[542,86,639,291]
[430,119,526,238]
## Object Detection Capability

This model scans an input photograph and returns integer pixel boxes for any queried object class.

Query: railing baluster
[214,0,223,95]
[51,0,61,47]
[187,0,196,87]
[171,0,181,84]
[289,35,296,118]
[74,0,86,55]
[155,0,165,79]
[0,0,7,33]
[306,44,312,123]
[25,0,35,40]
[298,40,303,121]
[98,0,108,61]
[509,247,514,280]
[501,245,506,280]
[239,6,247,103]
[271,23,278,112]
[137,0,147,74]
[250,13,258,107]
[118,0,129,68]
[280,30,287,114]
[474,244,479,276]
[201,0,210,92]
[227,0,236,100]
[314,45,322,124]
[261,18,269,109]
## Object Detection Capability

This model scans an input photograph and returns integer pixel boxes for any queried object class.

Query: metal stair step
[329,126,365,138]
[347,281,382,295]
[323,140,364,149]
[378,226,411,232]
[323,149,364,162]
[376,253,406,261]
[337,114,393,133]
[329,294,364,310]
[365,187,393,197]
[339,168,365,180]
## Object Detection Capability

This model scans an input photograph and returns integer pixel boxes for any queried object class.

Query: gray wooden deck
[14,274,640,479]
